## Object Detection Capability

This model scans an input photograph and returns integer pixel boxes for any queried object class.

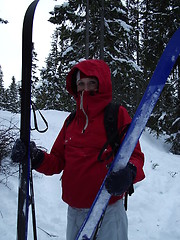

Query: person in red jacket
[12,59,145,240]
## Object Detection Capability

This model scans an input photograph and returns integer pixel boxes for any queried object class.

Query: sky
[0,0,64,88]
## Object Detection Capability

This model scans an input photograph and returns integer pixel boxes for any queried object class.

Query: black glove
[11,139,44,169]
[29,141,44,169]
[105,163,137,196]
[11,139,26,163]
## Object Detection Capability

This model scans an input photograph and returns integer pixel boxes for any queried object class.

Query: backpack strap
[66,110,76,128]
[98,102,130,162]
[104,102,120,153]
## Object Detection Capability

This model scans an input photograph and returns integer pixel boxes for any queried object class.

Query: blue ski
[75,27,180,240]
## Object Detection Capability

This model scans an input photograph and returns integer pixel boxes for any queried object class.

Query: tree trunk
[100,0,104,60]
[85,0,89,59]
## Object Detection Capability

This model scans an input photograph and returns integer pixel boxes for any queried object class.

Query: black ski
[17,1,39,240]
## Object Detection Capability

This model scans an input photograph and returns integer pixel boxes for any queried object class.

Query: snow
[0,110,180,240]
[62,47,74,57]
[106,50,142,72]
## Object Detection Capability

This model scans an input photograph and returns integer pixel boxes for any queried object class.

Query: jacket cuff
[32,149,44,169]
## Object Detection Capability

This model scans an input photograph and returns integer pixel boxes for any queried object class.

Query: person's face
[77,77,98,92]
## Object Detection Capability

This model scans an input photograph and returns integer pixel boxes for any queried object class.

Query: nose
[84,84,89,91]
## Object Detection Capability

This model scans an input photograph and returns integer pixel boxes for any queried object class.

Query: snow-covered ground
[0,110,180,240]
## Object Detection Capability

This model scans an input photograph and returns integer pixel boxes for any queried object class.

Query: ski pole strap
[31,101,48,133]
[124,184,134,211]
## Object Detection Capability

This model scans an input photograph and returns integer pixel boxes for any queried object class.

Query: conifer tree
[123,0,145,114]
[5,76,20,113]
[140,0,180,152]
[38,0,142,114]
[167,59,180,154]
[0,65,5,110]
[31,45,39,98]
[35,29,75,111]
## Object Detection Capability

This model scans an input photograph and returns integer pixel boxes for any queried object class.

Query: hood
[66,59,112,100]
[66,60,112,131]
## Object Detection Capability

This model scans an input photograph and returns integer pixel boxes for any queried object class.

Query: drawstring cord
[80,91,89,133]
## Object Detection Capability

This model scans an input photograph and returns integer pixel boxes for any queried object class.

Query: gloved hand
[11,139,26,163]
[29,141,44,169]
[105,163,137,196]
[11,139,44,169]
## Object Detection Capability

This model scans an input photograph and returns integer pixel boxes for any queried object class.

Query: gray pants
[66,199,128,240]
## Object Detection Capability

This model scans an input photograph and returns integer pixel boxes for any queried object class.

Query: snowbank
[0,110,179,240]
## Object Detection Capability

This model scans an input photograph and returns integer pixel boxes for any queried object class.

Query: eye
[89,80,97,85]
[77,81,84,86]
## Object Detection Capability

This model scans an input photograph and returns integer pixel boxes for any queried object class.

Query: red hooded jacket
[37,59,145,208]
